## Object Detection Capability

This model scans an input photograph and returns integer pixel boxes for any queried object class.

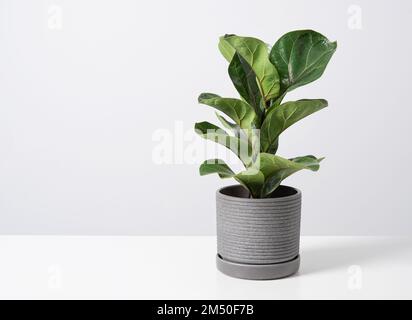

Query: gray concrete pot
[216,185,301,280]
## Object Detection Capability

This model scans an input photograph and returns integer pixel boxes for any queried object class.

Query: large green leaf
[218,34,236,61]
[269,30,337,95]
[219,35,280,102]
[194,121,252,166]
[199,159,235,179]
[260,99,328,153]
[198,93,256,129]
[259,153,302,177]
[234,169,264,198]
[228,52,263,121]
[259,154,323,197]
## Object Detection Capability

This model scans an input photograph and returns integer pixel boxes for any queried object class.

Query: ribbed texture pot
[216,185,302,265]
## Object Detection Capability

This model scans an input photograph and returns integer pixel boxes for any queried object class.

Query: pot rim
[217,184,301,203]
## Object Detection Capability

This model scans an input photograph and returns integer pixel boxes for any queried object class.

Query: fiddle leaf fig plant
[195,30,337,198]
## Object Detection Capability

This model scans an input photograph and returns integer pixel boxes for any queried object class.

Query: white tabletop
[0,236,410,300]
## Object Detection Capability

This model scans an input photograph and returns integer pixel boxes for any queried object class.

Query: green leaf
[198,93,256,129]
[270,30,337,95]
[261,99,328,153]
[234,168,264,198]
[215,112,240,133]
[194,122,252,166]
[199,159,236,179]
[289,155,324,171]
[228,52,263,121]
[259,153,323,197]
[219,35,280,102]
[218,34,236,61]
[260,170,292,199]
[266,138,279,155]
[259,153,301,177]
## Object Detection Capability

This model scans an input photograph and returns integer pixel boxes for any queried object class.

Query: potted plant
[195,30,337,280]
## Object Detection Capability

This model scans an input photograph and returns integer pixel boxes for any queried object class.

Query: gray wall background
[0,0,411,235]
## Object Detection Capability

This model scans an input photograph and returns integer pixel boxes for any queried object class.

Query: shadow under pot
[216,185,301,280]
